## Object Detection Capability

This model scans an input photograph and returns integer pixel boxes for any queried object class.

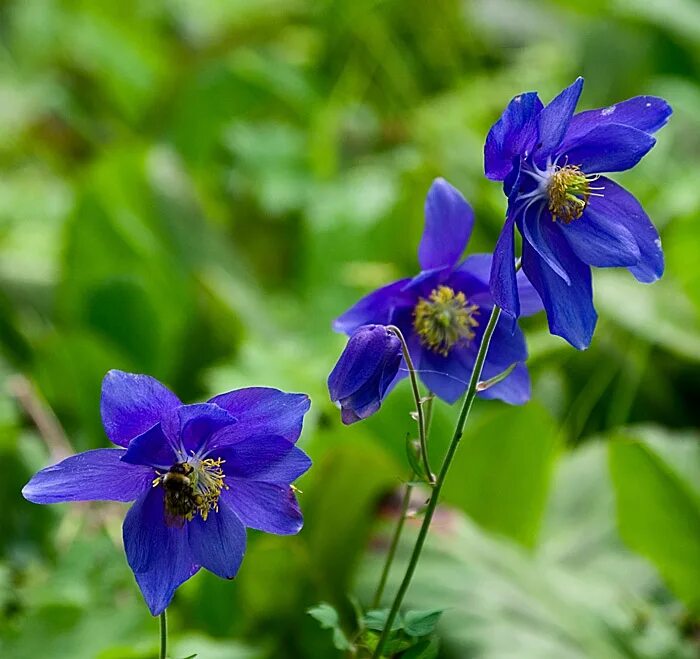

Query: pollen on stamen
[413,286,479,356]
[194,457,228,521]
[158,458,228,523]
[547,164,603,223]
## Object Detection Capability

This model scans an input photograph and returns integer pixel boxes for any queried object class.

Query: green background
[1,0,699,657]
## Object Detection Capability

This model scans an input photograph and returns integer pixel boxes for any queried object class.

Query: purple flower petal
[456,252,540,318]
[483,313,528,368]
[217,435,311,483]
[485,91,543,180]
[561,192,641,268]
[121,424,175,469]
[452,253,492,290]
[516,270,544,317]
[134,562,200,617]
[187,501,246,580]
[594,178,664,282]
[418,178,474,271]
[22,449,153,504]
[333,279,413,334]
[161,403,237,456]
[123,488,173,573]
[562,123,656,173]
[522,234,597,349]
[562,96,672,149]
[100,370,181,448]
[417,344,475,404]
[522,203,571,284]
[400,266,449,299]
[477,362,531,405]
[489,212,520,318]
[222,482,303,535]
[207,388,310,444]
[123,488,199,615]
[536,77,584,159]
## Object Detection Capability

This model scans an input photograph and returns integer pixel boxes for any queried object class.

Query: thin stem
[423,394,434,438]
[370,395,435,611]
[372,306,502,658]
[386,325,433,483]
[159,609,167,659]
[371,480,413,609]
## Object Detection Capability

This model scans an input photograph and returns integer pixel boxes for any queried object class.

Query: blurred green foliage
[1,0,699,657]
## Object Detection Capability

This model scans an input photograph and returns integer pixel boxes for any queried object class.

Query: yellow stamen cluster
[193,457,228,520]
[155,457,228,523]
[413,286,479,356]
[547,164,598,223]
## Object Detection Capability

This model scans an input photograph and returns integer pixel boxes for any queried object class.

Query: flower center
[413,286,479,356]
[546,164,599,223]
[154,457,227,523]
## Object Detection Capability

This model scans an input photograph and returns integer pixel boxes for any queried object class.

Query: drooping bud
[327,324,402,424]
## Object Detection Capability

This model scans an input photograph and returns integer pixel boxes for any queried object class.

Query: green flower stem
[371,395,435,610]
[423,394,434,438]
[160,609,168,659]
[371,479,413,609]
[386,325,434,483]
[372,306,502,659]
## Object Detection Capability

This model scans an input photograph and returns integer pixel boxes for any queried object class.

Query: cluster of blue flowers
[330,78,671,422]
[22,78,670,620]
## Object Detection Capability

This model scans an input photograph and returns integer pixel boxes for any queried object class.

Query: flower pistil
[413,286,479,356]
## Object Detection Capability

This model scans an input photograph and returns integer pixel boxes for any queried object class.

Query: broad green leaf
[172,635,257,659]
[440,402,560,547]
[403,609,443,637]
[401,636,440,659]
[363,609,403,633]
[609,436,700,612]
[595,271,700,363]
[303,438,397,600]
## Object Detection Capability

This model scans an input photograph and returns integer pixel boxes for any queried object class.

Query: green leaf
[307,602,352,651]
[440,402,560,547]
[405,434,429,483]
[403,609,443,637]
[609,436,700,613]
[401,636,440,659]
[307,602,340,628]
[476,362,516,392]
[596,270,700,363]
[303,439,397,600]
[363,609,403,632]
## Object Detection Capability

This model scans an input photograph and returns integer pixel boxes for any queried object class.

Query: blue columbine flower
[22,370,312,616]
[485,77,672,349]
[333,178,542,405]
[328,324,403,424]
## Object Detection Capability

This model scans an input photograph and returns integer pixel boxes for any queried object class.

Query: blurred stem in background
[370,478,413,610]
[372,306,502,658]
